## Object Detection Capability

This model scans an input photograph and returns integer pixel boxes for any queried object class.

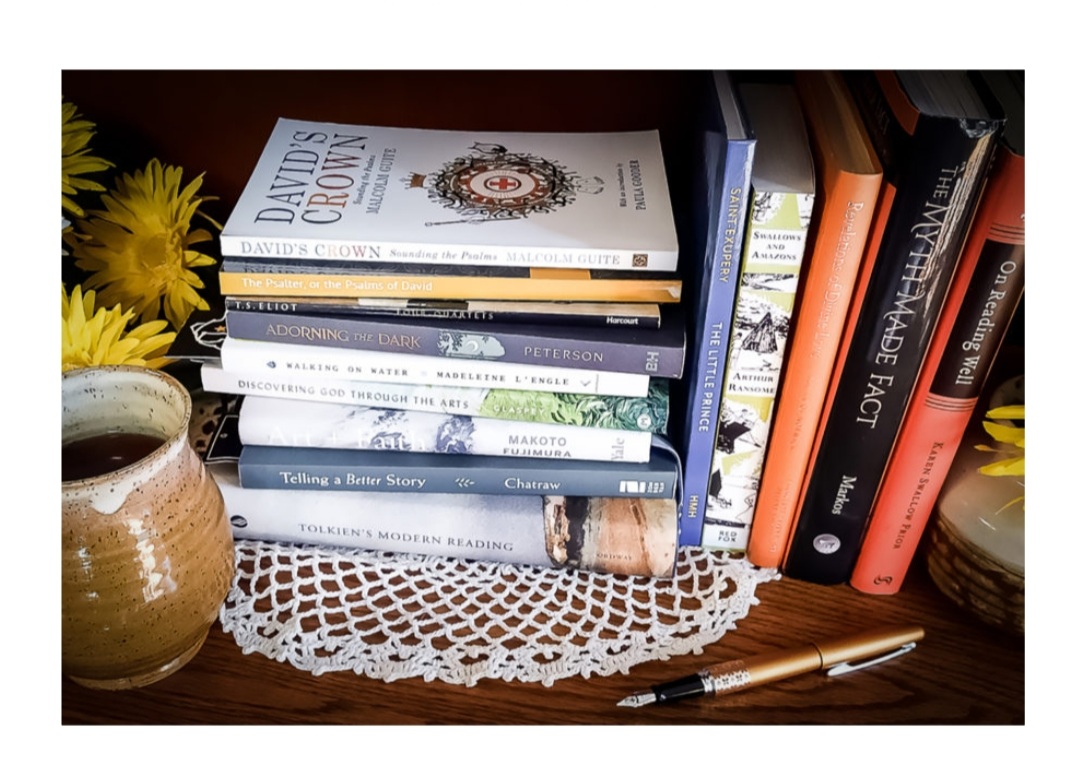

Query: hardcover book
[201,403,678,577]
[237,395,655,463]
[220,118,679,272]
[219,258,683,303]
[746,71,883,568]
[782,71,1004,584]
[677,71,756,547]
[850,70,1025,595]
[223,305,686,377]
[201,364,670,434]
[238,439,681,498]
[700,82,816,552]
[224,295,663,329]
[219,336,652,397]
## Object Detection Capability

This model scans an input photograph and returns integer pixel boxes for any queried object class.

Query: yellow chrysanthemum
[62,100,113,219]
[976,403,1025,511]
[62,284,175,373]
[72,158,220,330]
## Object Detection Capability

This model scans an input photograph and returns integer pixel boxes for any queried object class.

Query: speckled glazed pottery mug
[62,366,235,690]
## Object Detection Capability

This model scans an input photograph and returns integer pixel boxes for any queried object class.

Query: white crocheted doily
[219,540,779,686]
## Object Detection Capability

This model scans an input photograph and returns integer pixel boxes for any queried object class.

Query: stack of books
[194,118,688,578]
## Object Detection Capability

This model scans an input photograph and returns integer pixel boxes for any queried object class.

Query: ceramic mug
[62,366,235,689]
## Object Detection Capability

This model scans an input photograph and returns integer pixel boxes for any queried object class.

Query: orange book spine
[849,147,1025,594]
[778,183,896,569]
[219,270,682,303]
[746,73,883,568]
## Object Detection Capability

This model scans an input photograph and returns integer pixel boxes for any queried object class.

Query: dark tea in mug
[61,431,167,481]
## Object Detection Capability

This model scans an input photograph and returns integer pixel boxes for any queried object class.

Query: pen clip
[824,641,918,677]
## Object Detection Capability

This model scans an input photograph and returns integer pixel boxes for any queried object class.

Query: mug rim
[61,365,193,486]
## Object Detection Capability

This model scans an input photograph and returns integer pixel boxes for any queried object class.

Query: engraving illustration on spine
[408,142,604,226]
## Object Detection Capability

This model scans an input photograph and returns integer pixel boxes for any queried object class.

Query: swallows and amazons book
[220,119,680,273]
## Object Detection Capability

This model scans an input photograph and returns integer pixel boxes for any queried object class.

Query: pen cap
[816,625,925,666]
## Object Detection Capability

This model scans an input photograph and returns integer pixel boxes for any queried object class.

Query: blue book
[238,437,682,499]
[677,71,756,546]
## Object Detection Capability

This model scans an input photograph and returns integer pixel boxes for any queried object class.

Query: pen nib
[617,691,657,708]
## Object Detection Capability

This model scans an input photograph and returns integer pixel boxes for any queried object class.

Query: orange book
[850,71,1025,594]
[746,72,882,568]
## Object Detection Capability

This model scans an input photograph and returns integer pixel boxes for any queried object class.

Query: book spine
[218,336,652,398]
[219,235,679,274]
[849,146,1025,594]
[200,365,670,434]
[747,74,883,568]
[223,296,663,329]
[678,136,754,547]
[237,395,654,463]
[782,84,1001,584]
[218,267,682,303]
[210,463,679,577]
[224,308,685,378]
[238,446,679,498]
[700,186,814,551]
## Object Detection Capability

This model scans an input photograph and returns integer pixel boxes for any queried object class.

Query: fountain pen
[617,624,925,707]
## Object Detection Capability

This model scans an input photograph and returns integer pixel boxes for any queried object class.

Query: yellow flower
[62,284,175,372]
[62,100,113,219]
[975,403,1024,511]
[73,159,220,330]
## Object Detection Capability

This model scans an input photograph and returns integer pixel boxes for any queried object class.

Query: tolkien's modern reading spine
[200,364,670,434]
[678,71,756,547]
[218,259,683,303]
[211,462,679,577]
[850,72,1025,595]
[218,336,652,398]
[701,83,816,552]
[782,71,1003,584]
[223,296,663,329]
[238,443,680,498]
[223,306,686,378]
[746,71,883,568]
[237,395,654,463]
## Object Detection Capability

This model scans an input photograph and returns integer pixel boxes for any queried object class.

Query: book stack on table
[193,118,688,578]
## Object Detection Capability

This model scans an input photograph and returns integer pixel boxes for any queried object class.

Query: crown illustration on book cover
[404,142,605,226]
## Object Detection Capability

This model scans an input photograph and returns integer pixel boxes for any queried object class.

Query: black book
[781,71,1003,584]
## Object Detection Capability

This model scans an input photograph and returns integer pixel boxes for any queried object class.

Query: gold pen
[617,624,925,708]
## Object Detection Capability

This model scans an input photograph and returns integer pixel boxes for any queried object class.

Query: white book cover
[218,337,651,397]
[220,119,679,272]
[238,396,653,463]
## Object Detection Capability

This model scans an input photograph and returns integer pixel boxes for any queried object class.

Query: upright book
[220,119,679,272]
[782,71,1003,584]
[677,71,756,547]
[202,405,678,577]
[850,70,1025,594]
[700,81,816,552]
[746,71,883,567]
[237,395,655,463]
[223,305,687,377]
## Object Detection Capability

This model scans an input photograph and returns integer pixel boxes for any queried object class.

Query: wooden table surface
[61,557,1023,726]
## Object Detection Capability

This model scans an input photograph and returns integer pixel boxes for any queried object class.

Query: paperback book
[219,258,683,303]
[238,439,681,498]
[701,82,816,552]
[219,336,652,397]
[237,395,655,462]
[782,71,1004,584]
[200,364,670,434]
[220,118,680,272]
[201,404,678,577]
[223,305,686,377]
[677,71,756,547]
[223,295,663,329]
